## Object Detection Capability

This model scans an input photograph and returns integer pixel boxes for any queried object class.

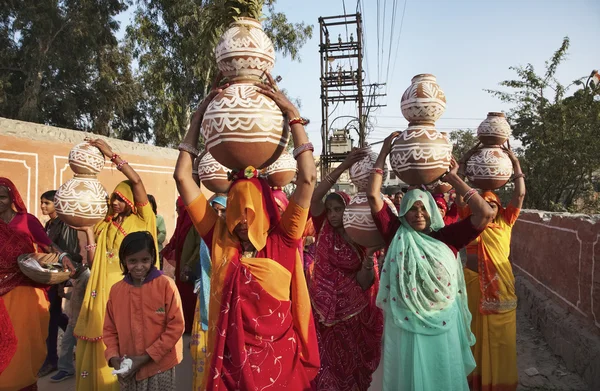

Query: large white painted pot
[215,18,276,81]
[477,112,511,146]
[264,151,297,188]
[466,147,513,190]
[343,192,386,249]
[197,152,231,193]
[401,74,447,125]
[349,148,388,191]
[201,83,287,170]
[389,125,453,185]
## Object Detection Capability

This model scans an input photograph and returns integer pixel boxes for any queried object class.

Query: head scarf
[0,178,40,296]
[433,194,448,213]
[481,190,503,226]
[105,180,136,221]
[0,177,27,213]
[226,177,279,251]
[160,196,193,267]
[327,191,350,206]
[272,189,290,212]
[211,196,227,209]
[376,189,473,341]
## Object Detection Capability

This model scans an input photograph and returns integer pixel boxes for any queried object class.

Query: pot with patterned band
[465,147,513,190]
[349,147,389,192]
[477,112,511,146]
[343,192,397,248]
[264,151,297,188]
[389,125,453,185]
[55,143,108,227]
[197,152,231,193]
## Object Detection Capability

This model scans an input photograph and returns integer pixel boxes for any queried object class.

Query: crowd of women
[0,73,525,391]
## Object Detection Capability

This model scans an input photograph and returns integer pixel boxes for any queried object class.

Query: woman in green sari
[367,133,495,390]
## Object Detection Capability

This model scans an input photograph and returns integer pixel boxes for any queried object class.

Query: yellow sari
[73,181,157,391]
[461,192,520,391]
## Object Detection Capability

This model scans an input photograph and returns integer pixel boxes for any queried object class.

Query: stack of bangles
[371,168,384,175]
[463,188,478,204]
[325,174,336,185]
[85,243,97,251]
[178,143,199,157]
[110,153,129,171]
[288,117,309,127]
[293,142,314,159]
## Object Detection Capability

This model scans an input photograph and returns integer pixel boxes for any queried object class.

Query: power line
[384,0,399,85]
[389,0,408,86]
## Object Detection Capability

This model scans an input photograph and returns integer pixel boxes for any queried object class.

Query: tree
[0,0,149,140]
[127,0,313,147]
[487,37,600,212]
[449,129,479,161]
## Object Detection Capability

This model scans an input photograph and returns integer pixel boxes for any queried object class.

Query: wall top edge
[0,117,179,160]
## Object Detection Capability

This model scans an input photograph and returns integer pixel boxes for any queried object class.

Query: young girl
[103,231,184,390]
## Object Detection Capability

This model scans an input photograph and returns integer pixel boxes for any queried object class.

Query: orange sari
[460,191,519,391]
[187,178,319,390]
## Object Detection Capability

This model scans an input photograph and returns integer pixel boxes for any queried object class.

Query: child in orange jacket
[103,231,184,390]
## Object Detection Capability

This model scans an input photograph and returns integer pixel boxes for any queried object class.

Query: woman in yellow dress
[458,145,526,391]
[73,139,157,391]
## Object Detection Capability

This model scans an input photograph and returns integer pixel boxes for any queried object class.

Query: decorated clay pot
[201,83,287,170]
[264,151,297,188]
[349,148,388,191]
[401,74,446,125]
[389,125,453,185]
[466,147,513,190]
[215,18,275,81]
[343,192,386,249]
[68,142,105,175]
[55,176,108,227]
[426,179,453,194]
[197,152,231,194]
[477,112,511,146]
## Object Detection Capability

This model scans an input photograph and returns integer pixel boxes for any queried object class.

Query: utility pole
[318,13,386,179]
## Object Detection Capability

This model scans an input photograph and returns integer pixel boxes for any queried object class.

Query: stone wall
[512,210,600,388]
[0,117,206,240]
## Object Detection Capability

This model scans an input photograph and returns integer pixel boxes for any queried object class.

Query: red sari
[161,197,196,333]
[309,193,384,391]
[187,177,319,390]
[0,177,52,390]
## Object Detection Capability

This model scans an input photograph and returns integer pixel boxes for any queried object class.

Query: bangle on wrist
[463,188,478,204]
[372,168,384,175]
[178,143,199,157]
[116,160,128,171]
[512,173,525,180]
[325,174,336,185]
[293,142,314,159]
[85,243,97,251]
[289,117,309,127]
[110,153,119,162]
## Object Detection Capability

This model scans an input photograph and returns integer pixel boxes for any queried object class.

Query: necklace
[242,250,257,258]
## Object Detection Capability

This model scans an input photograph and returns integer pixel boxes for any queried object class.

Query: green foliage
[0,0,149,140]
[128,0,313,147]
[0,0,311,146]
[449,129,479,161]
[487,37,600,212]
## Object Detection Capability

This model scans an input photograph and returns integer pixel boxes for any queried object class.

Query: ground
[39,306,588,391]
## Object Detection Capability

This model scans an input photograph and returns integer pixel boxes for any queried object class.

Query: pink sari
[309,194,383,390]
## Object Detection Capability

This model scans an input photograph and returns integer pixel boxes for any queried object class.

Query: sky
[118,0,600,155]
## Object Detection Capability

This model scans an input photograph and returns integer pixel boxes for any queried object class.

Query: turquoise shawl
[376,189,474,341]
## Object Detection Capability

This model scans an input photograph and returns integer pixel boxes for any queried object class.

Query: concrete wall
[511,210,600,328]
[0,117,187,239]
[511,210,600,389]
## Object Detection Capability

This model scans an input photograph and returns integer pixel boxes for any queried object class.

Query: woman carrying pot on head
[308,148,384,391]
[73,139,158,391]
[366,132,496,390]
[173,73,319,390]
[0,177,58,390]
[457,145,526,391]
